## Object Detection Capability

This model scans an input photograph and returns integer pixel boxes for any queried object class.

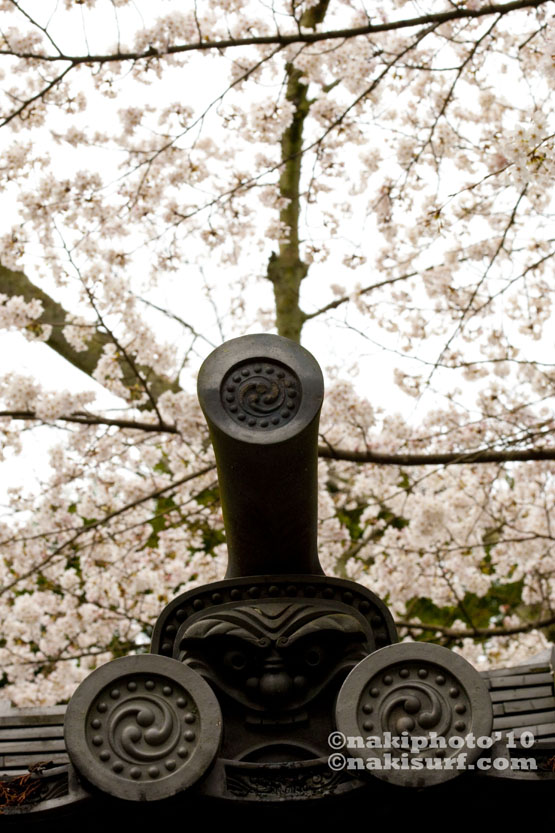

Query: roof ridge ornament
[197,333,325,578]
[39,333,550,815]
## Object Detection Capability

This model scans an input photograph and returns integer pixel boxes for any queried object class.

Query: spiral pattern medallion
[335,642,493,787]
[221,359,301,429]
[65,655,222,801]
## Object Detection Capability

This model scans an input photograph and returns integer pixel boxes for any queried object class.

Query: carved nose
[258,671,293,700]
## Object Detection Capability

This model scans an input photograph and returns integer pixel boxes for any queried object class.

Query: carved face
[175,602,370,714]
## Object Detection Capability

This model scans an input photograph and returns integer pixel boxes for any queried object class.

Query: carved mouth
[245,709,308,728]
[238,741,320,763]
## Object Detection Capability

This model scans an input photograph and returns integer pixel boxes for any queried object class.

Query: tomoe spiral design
[221,359,301,429]
[335,642,493,787]
[85,677,201,784]
[64,655,222,801]
[381,682,451,738]
[109,695,180,762]
[356,663,471,755]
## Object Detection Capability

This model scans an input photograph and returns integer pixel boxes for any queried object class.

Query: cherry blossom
[1,0,555,705]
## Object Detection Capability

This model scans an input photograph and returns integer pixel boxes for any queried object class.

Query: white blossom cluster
[0,294,50,341]
[0,0,555,705]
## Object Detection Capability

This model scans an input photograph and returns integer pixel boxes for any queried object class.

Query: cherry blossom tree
[1,0,555,705]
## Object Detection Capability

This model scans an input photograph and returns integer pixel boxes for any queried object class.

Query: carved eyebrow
[179,616,266,643]
[282,614,366,644]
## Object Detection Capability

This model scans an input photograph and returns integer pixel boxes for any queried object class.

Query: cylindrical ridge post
[197,333,325,578]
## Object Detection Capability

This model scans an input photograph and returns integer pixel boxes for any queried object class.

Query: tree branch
[0,65,72,128]
[266,62,310,343]
[3,410,555,466]
[0,0,548,63]
[303,271,420,321]
[0,263,180,404]
[317,443,555,466]
[0,410,178,433]
[397,614,555,638]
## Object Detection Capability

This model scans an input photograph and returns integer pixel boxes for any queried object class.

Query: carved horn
[197,334,325,578]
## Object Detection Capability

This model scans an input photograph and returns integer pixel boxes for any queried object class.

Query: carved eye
[225,650,247,671]
[304,647,323,667]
